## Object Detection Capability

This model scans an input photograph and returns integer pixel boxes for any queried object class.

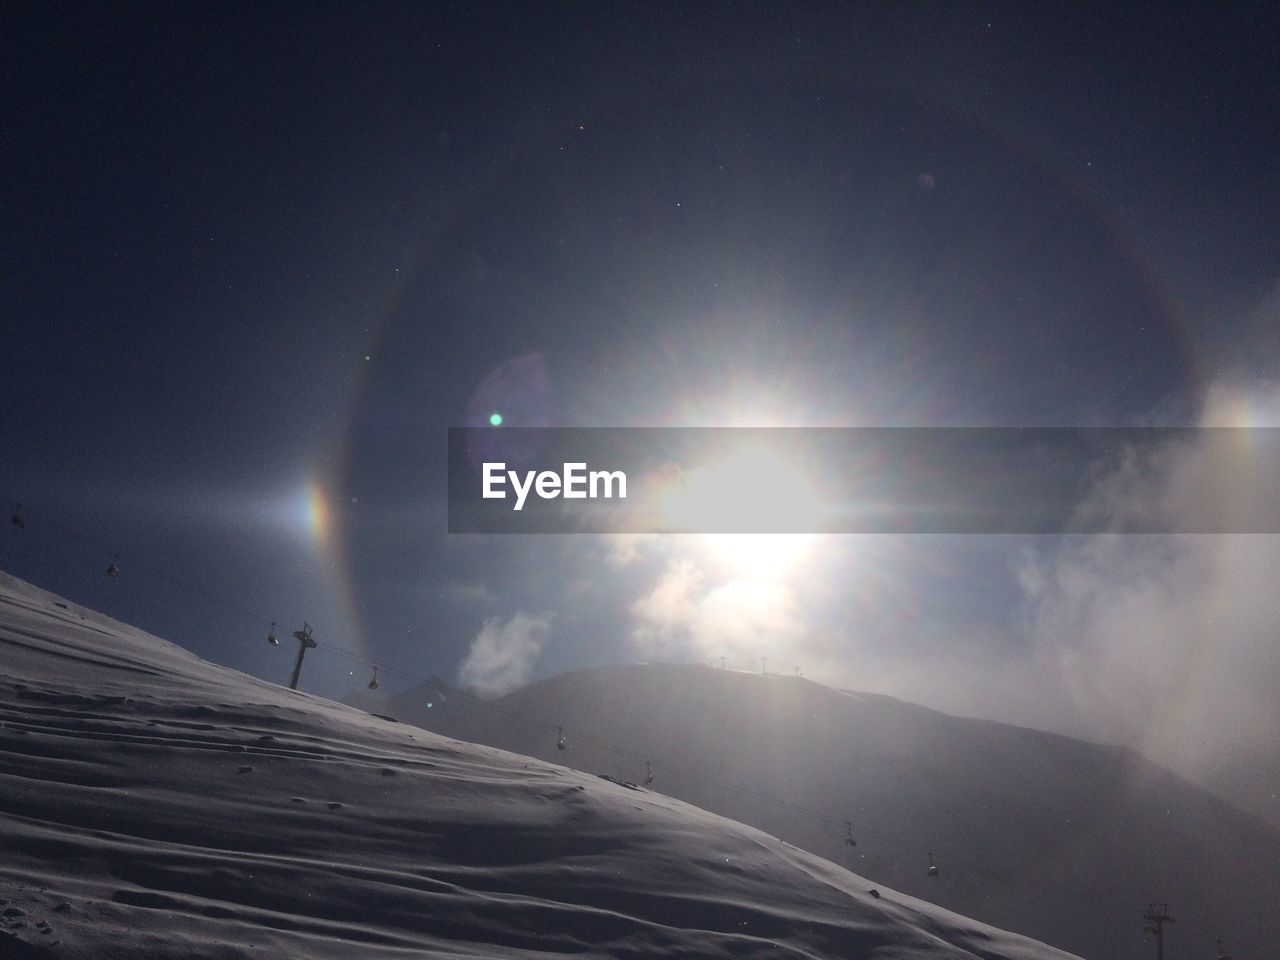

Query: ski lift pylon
[368,667,379,690]
[927,852,939,877]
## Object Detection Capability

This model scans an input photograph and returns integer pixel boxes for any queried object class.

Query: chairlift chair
[556,726,567,751]
[106,562,120,577]
[267,621,279,646]
[644,761,654,786]
[927,852,939,877]
[10,503,24,528]
[844,822,857,847]
[368,667,379,690]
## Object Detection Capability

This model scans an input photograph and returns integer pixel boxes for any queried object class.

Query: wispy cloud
[458,612,552,696]
[1015,382,1280,800]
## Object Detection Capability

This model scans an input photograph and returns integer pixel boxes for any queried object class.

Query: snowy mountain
[351,664,1280,960]
[0,570,1084,960]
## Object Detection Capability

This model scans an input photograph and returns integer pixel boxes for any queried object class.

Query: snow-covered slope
[355,665,1280,960]
[0,571,1083,960]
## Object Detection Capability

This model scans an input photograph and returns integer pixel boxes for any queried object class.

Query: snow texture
[0,571,1082,959]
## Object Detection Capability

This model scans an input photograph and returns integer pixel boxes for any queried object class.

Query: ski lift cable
[292,654,1203,938]
[308,637,902,833]
[3,495,277,628]
[0,495,1190,907]
[300,645,1106,892]
[303,639,1272,953]
[1,494,1268,955]
[316,640,916,845]
[260,633,1181,913]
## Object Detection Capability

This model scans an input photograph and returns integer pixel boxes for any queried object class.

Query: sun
[697,531,814,578]
[656,444,821,578]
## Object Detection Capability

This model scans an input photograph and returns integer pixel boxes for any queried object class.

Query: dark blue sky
[3,0,1278,776]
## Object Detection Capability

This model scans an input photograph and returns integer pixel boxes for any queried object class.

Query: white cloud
[629,555,804,665]
[458,612,552,697]
[629,557,703,658]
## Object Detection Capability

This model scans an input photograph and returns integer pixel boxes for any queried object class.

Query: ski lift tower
[289,623,317,690]
[1143,903,1175,960]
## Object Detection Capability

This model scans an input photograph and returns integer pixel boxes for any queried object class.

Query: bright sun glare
[657,445,821,578]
